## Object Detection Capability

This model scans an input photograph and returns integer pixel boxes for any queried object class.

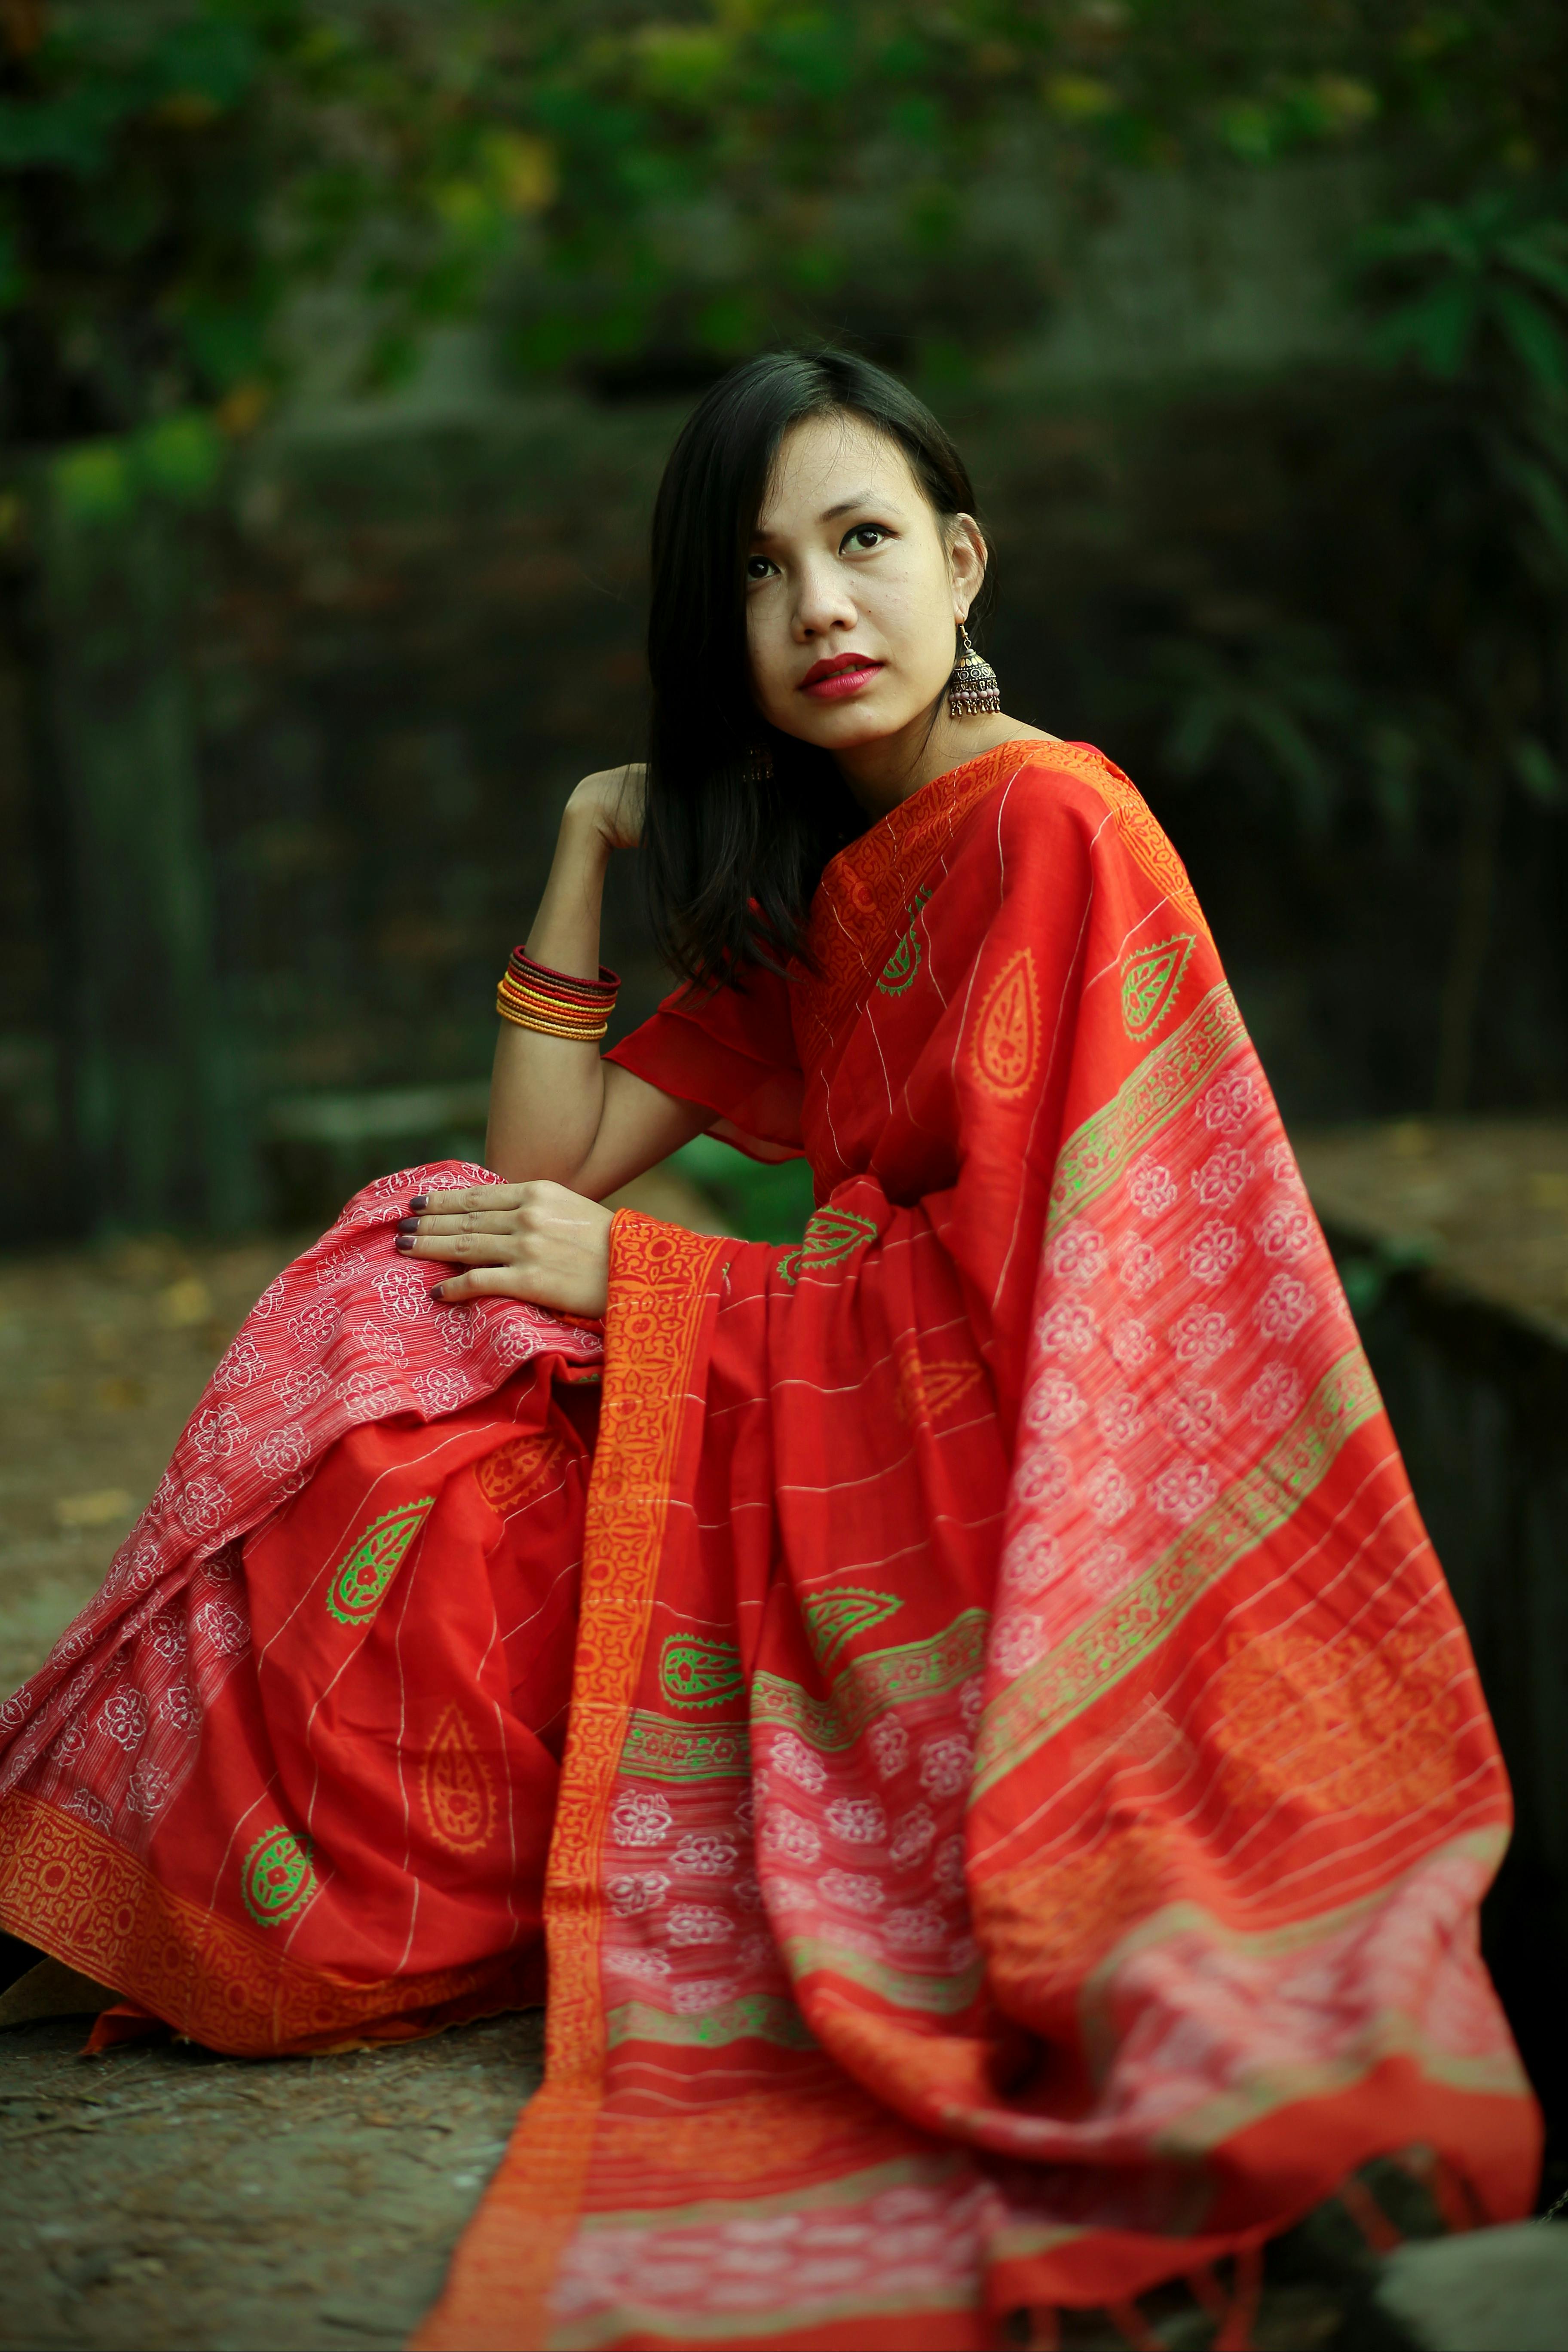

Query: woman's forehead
[755,413,922,538]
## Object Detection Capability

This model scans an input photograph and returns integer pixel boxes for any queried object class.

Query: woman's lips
[799,659,885,701]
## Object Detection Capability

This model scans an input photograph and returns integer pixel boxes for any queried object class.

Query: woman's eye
[844,524,888,551]
[745,555,775,582]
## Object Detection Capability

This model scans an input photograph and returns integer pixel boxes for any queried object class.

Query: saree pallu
[418,741,1536,2346]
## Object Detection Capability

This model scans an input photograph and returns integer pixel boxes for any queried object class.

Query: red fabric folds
[417,739,1537,2346]
[0,738,1538,2345]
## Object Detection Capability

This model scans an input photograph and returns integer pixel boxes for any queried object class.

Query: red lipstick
[799,651,885,701]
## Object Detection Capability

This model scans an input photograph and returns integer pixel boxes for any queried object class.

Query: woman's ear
[948,513,988,619]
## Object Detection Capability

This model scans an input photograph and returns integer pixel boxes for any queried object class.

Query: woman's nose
[792,557,857,640]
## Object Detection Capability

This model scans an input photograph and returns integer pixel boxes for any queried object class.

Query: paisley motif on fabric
[1120,934,1195,1040]
[876,886,934,997]
[776,1206,879,1287]
[475,1432,566,1517]
[897,1341,987,1427]
[241,1824,318,1929]
[801,1588,904,1669]
[325,1497,435,1627]
[970,947,1039,1102]
[659,1634,744,1712]
[419,1701,498,1854]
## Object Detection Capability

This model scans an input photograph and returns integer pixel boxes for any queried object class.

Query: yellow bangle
[495,995,609,1040]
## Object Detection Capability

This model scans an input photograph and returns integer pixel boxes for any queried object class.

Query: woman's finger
[400,1209,519,1240]
[429,1266,543,1304]
[404,1184,520,1215]
[399,1228,516,1264]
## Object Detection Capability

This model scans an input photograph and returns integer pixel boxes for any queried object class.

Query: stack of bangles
[496,945,620,1041]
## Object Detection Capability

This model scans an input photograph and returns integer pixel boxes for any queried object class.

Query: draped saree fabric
[414,741,1535,2346]
[0,739,1536,2343]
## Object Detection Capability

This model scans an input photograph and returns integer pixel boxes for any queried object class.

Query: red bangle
[508,948,619,997]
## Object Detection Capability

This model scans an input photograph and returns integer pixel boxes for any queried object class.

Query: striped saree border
[414,1211,726,2352]
[1047,982,1246,1234]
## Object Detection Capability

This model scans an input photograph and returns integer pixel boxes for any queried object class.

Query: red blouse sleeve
[604,965,805,1162]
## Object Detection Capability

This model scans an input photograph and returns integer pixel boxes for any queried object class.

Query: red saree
[0,739,1537,2343]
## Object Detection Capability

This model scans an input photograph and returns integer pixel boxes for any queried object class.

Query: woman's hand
[397,1182,614,1317]
[564,762,646,853]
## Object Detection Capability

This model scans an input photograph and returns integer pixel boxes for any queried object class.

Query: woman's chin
[774,692,926,754]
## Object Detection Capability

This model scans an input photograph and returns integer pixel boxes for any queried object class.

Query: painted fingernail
[395,1233,413,1253]
[397,1216,419,1234]
[409,1194,429,1213]
[428,1283,445,1302]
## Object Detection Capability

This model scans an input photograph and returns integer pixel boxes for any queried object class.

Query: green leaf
[1513,737,1564,805]
[136,411,224,504]
[1490,282,1568,394]
[1372,276,1480,377]
[52,441,135,526]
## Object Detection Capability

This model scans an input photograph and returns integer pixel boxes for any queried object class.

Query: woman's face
[744,412,986,758]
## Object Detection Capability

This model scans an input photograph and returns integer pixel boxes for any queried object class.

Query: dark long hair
[643,348,985,986]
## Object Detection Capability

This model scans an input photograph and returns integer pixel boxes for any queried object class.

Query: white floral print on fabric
[1109,1318,1156,1371]
[866,1717,909,1780]
[1245,1362,1304,1428]
[917,1737,971,1800]
[1004,1525,1063,1599]
[667,1905,734,1945]
[193,1600,249,1658]
[1096,1391,1144,1446]
[610,1789,673,1848]
[1128,1158,1177,1217]
[1170,1308,1233,1368]
[1014,1447,1071,1506]
[884,1903,947,1951]
[1185,1220,1244,1287]
[1256,1198,1315,1259]
[771,1733,827,1793]
[827,1798,887,1844]
[1149,1458,1220,1525]
[1162,1385,1225,1448]
[1195,1071,1257,1132]
[889,1805,937,1865]
[821,1870,885,1914]
[210,1338,264,1392]
[673,1834,736,1875]
[1118,1237,1163,1296]
[1191,1146,1254,1210]
[1035,1298,1098,1358]
[763,1809,822,1864]
[1083,1543,1131,1597]
[190,1406,243,1462]
[992,1614,1045,1676]
[1023,1369,1087,1439]
[607,1872,669,1917]
[1257,1271,1317,1341]
[1085,1461,1135,1526]
[1051,1226,1106,1286]
[96,1688,148,1750]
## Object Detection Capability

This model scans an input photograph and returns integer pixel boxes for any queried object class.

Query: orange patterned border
[1042,742,1213,942]
[414,1209,726,2352]
[0,1787,499,2053]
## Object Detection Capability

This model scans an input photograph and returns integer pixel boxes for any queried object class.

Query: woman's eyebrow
[752,491,896,544]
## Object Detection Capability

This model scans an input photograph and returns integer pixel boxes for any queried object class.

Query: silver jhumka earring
[743,741,775,785]
[947,621,1001,718]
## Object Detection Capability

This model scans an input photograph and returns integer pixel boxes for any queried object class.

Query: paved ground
[0,2007,543,2351]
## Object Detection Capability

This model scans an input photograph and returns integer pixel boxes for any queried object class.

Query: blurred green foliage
[5,1,1568,1120]
[4,0,1567,438]
[674,1132,815,1243]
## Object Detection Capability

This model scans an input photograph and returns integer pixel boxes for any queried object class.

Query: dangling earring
[948,621,1001,718]
[743,741,774,785]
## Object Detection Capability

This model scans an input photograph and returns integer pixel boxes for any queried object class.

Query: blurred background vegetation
[3,0,1567,1236]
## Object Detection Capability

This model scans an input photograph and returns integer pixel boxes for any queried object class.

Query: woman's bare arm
[484,766,708,1193]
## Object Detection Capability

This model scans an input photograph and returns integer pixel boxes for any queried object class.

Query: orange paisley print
[419,1702,499,1856]
[970,945,1040,1100]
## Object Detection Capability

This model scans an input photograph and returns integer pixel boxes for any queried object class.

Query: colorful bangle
[495,945,619,1041]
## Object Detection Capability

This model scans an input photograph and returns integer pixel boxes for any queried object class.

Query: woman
[0,351,1537,2346]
